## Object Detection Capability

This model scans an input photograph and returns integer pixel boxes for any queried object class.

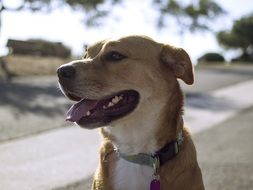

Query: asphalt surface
[0,76,71,142]
[1,65,253,190]
[194,107,253,190]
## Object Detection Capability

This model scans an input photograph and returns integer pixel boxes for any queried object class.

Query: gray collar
[115,131,184,168]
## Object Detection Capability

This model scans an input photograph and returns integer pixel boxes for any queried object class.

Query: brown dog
[57,35,204,190]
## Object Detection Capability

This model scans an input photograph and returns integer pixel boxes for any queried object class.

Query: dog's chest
[112,158,153,190]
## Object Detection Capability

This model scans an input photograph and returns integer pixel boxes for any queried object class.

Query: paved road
[0,76,71,142]
[182,64,253,93]
[0,65,253,190]
[194,107,253,190]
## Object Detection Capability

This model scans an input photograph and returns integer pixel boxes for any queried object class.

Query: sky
[1,0,253,63]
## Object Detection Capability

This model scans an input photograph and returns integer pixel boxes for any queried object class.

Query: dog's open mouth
[66,90,139,128]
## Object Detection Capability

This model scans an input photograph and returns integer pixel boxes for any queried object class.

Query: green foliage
[65,0,105,10]
[0,0,121,27]
[217,13,253,62]
[198,52,225,63]
[0,0,225,32]
[217,14,253,50]
[217,31,248,49]
[233,14,253,44]
[155,0,225,32]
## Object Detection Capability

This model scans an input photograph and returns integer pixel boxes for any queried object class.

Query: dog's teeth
[108,102,114,107]
[112,96,120,104]
[86,111,91,116]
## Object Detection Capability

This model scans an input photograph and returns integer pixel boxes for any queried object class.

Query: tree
[154,0,225,33]
[217,14,253,61]
[0,0,225,35]
[0,0,118,31]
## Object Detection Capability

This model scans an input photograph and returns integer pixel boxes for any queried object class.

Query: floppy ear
[160,45,194,85]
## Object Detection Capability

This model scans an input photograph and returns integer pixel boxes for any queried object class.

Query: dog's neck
[103,84,184,155]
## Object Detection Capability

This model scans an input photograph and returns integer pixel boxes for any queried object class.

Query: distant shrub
[198,52,225,63]
[7,39,71,58]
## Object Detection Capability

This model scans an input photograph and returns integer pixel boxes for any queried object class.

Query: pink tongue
[66,99,98,122]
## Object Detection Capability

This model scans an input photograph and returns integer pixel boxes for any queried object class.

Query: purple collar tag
[151,156,160,190]
[150,179,160,190]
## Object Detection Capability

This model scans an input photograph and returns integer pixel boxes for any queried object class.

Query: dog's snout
[57,65,76,78]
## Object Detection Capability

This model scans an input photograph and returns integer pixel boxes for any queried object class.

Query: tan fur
[59,35,204,190]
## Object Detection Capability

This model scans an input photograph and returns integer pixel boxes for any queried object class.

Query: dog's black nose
[57,65,76,78]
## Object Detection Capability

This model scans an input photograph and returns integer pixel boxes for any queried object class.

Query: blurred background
[0,0,252,189]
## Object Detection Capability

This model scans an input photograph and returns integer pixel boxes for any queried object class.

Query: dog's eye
[82,52,88,59]
[82,45,89,59]
[106,51,126,62]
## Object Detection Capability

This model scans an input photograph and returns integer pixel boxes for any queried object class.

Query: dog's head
[57,36,193,129]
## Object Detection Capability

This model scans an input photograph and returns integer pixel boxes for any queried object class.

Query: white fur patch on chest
[112,158,153,190]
